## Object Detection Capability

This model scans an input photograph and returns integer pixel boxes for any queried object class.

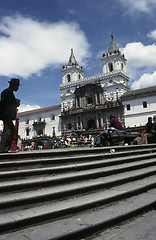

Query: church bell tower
[60,49,84,112]
[61,49,84,85]
[101,35,127,75]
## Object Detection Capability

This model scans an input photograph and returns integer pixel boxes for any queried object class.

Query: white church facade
[16,36,156,140]
[60,36,129,136]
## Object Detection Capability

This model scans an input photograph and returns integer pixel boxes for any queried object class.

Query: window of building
[77,96,80,108]
[127,104,131,111]
[78,117,80,126]
[109,62,113,72]
[67,74,71,82]
[51,114,55,120]
[87,97,93,104]
[52,127,55,135]
[97,92,100,104]
[143,101,147,108]
[26,128,29,136]
[68,123,72,129]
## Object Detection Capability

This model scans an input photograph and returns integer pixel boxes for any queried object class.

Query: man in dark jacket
[146,116,153,133]
[0,78,20,152]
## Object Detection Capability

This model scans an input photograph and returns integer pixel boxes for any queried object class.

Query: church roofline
[121,86,156,100]
[60,70,129,89]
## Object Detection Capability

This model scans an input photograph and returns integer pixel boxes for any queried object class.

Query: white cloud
[121,41,156,89]
[131,71,156,89]
[18,104,40,113]
[121,42,156,68]
[147,29,156,40]
[118,0,156,14]
[0,14,90,79]
[67,9,76,15]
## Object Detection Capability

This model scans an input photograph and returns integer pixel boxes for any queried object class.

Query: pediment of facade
[74,83,103,95]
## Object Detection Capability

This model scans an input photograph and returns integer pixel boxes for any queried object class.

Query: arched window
[78,117,80,126]
[109,62,113,72]
[68,123,72,129]
[67,74,71,82]
[97,92,100,104]
[87,97,93,104]
[77,96,80,107]
[26,128,29,136]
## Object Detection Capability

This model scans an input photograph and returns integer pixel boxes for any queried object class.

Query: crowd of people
[51,116,125,148]
[20,135,94,151]
[16,115,156,150]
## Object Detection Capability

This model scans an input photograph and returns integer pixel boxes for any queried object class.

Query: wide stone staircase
[0,144,156,240]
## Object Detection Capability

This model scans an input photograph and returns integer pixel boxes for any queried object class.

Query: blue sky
[0,0,156,112]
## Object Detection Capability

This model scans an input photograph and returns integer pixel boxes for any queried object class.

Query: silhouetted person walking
[0,78,20,153]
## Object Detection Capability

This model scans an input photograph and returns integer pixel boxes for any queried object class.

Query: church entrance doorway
[88,119,96,129]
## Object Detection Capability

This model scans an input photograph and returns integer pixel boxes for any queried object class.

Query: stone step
[0,147,156,168]
[0,176,155,235]
[0,145,156,239]
[0,158,156,191]
[1,190,155,240]
[0,152,156,180]
[0,144,156,161]
[0,166,155,208]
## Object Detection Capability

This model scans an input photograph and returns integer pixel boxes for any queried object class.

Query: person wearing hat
[0,78,21,153]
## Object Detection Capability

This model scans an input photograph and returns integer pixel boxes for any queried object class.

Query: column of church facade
[96,112,99,129]
[101,114,104,128]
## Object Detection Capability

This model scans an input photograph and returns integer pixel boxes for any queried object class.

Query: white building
[18,105,61,139]
[121,86,156,127]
